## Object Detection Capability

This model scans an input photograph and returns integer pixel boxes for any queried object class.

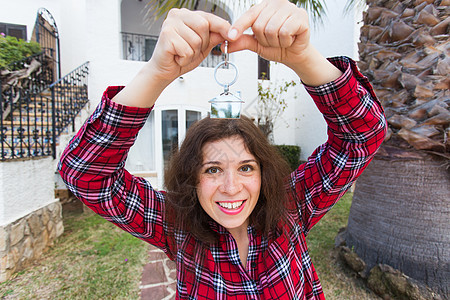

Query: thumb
[227,3,264,41]
[226,34,258,54]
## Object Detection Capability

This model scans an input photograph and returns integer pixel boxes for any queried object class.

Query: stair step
[11,113,53,119]
[17,99,87,106]
[7,121,53,127]
[1,61,89,161]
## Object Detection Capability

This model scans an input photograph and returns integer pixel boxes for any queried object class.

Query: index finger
[197,11,232,41]
[227,3,266,41]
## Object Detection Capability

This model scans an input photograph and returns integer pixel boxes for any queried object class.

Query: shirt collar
[208,220,257,236]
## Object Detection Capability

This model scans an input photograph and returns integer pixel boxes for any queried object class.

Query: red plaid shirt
[59,57,386,299]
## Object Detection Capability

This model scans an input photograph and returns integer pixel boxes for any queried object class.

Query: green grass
[0,210,149,299]
[307,192,379,299]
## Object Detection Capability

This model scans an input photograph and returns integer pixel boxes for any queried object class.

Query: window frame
[0,22,27,40]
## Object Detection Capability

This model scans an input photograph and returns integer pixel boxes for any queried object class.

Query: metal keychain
[209,41,243,119]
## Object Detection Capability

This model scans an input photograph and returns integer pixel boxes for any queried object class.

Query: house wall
[0,0,88,76]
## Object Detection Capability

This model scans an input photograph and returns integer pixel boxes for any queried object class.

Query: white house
[0,0,362,282]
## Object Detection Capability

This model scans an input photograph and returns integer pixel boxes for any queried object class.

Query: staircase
[0,57,89,161]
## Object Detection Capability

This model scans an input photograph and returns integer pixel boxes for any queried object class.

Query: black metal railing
[0,61,89,161]
[121,32,226,68]
[122,32,158,62]
[49,62,89,137]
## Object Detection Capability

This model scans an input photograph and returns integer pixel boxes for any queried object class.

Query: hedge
[0,35,41,69]
[275,144,301,171]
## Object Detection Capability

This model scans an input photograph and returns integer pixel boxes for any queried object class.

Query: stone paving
[140,245,177,300]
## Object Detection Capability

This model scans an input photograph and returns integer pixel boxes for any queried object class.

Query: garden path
[140,245,176,299]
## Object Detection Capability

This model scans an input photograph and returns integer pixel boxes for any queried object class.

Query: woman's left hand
[227,0,343,86]
[226,0,311,69]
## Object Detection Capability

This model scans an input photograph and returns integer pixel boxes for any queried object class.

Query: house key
[209,41,243,119]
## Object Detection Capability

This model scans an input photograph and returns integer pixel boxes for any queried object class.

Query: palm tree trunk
[344,146,450,297]
[344,0,449,297]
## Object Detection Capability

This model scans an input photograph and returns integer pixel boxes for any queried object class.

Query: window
[145,38,157,61]
[258,56,270,80]
[161,109,201,169]
[162,110,178,167]
[186,110,201,129]
[124,108,202,183]
[0,23,27,40]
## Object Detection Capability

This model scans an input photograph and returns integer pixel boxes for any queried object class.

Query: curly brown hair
[164,116,291,245]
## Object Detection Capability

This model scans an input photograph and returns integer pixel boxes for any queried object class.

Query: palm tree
[146,0,449,297]
[343,0,449,298]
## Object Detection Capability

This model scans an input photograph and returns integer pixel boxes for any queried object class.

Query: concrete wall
[0,158,54,226]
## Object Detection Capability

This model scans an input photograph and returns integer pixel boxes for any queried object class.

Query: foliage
[256,78,297,139]
[275,144,301,171]
[0,35,41,69]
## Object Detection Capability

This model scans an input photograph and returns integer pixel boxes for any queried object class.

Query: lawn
[1,193,379,299]
[0,208,149,299]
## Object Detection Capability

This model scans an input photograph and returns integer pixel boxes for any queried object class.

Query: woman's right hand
[148,9,231,84]
[113,9,230,108]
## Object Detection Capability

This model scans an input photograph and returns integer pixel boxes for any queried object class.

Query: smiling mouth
[217,201,245,210]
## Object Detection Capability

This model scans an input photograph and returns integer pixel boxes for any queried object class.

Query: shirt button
[251,262,257,268]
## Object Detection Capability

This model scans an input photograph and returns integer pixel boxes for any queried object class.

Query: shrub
[275,144,301,171]
[0,35,41,69]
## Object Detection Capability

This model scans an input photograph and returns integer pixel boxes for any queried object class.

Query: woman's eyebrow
[202,159,258,166]
[240,159,258,164]
[202,161,222,166]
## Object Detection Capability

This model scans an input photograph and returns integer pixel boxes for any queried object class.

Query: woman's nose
[219,171,242,195]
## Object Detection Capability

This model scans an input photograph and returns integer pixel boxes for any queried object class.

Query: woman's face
[197,136,261,236]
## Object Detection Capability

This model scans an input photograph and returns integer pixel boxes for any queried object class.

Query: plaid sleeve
[289,56,387,236]
[58,86,174,259]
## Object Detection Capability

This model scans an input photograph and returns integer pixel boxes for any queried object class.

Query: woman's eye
[240,165,253,172]
[205,167,220,174]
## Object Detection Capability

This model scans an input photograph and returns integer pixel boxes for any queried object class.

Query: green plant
[0,35,41,69]
[257,78,297,140]
[275,144,301,171]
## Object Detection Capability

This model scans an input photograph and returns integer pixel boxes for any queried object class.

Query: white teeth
[218,201,244,209]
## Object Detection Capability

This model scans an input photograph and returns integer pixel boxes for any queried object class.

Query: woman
[59,0,386,298]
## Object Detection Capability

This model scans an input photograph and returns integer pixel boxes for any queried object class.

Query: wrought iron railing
[49,62,89,137]
[121,32,226,68]
[0,61,89,161]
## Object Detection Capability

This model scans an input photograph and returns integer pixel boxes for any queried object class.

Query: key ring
[214,41,238,93]
[209,41,243,119]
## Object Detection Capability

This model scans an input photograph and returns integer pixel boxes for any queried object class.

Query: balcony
[121,32,225,68]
